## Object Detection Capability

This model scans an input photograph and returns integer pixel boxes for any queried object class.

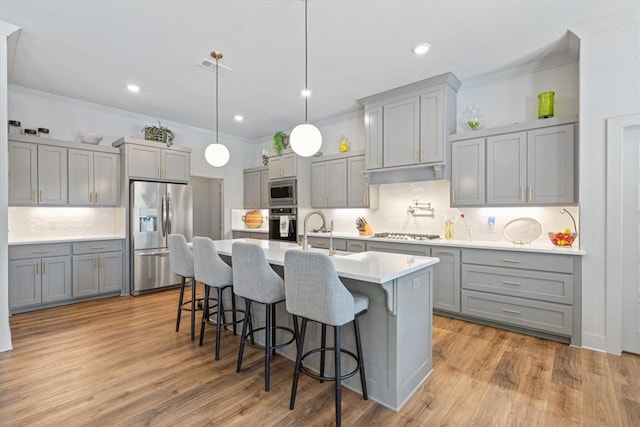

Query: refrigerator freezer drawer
[133,249,180,292]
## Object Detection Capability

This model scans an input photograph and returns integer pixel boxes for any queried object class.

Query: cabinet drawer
[73,240,123,255]
[462,248,573,274]
[461,289,572,336]
[347,240,366,253]
[462,265,573,304]
[306,237,347,251]
[366,241,430,256]
[9,244,71,260]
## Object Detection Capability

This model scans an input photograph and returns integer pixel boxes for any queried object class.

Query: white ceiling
[2,1,637,141]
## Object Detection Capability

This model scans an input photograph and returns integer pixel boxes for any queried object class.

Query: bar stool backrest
[168,234,194,278]
[193,236,232,288]
[232,242,284,304]
[284,250,355,327]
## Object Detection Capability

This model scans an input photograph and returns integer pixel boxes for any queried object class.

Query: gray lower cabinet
[9,243,72,312]
[461,248,578,343]
[365,241,430,256]
[346,240,366,253]
[72,240,123,297]
[429,247,461,313]
[232,231,268,239]
[306,237,347,251]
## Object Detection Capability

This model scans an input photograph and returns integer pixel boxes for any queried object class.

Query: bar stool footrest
[300,347,361,382]
[242,326,296,352]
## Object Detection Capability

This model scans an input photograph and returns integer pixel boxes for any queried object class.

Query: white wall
[575,16,640,351]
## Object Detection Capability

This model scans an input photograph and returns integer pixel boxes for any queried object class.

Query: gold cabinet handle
[31,249,50,254]
[95,192,98,203]
[502,280,521,286]
[39,190,43,202]
[421,149,424,162]
[91,246,106,249]
[501,308,521,314]
[528,186,532,201]
[414,150,419,162]
[36,262,40,275]
[89,192,93,204]
[99,255,103,268]
[43,261,47,274]
[158,167,161,178]
[32,190,36,202]
[94,256,98,268]
[363,192,367,205]
[436,250,452,254]
[451,189,455,204]
[501,258,521,263]
[520,187,525,201]
[351,243,362,247]
[378,154,381,167]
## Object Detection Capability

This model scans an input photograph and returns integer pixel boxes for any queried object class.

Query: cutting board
[243,210,263,228]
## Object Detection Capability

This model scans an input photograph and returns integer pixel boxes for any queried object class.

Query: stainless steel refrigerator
[130,181,192,293]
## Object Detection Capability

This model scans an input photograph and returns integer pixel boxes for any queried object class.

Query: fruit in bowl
[548,229,577,247]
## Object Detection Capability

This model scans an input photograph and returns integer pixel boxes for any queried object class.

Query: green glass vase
[538,91,555,119]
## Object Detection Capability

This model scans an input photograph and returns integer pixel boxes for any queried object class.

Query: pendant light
[289,0,322,157]
[204,51,230,167]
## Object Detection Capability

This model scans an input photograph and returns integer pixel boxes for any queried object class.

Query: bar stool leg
[334,325,342,427]
[265,303,272,391]
[190,278,196,340]
[199,285,210,347]
[231,292,238,335]
[320,323,327,383]
[237,299,252,373]
[271,304,277,357]
[215,287,224,360]
[176,276,186,332]
[290,318,308,410]
[354,314,368,400]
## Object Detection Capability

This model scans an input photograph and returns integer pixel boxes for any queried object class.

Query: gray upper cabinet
[8,141,67,206]
[260,169,269,208]
[311,158,347,208]
[68,149,120,206]
[269,151,297,180]
[451,138,485,207]
[161,149,191,182]
[347,155,378,208]
[358,72,460,184]
[243,167,269,209]
[114,138,191,183]
[486,124,576,205]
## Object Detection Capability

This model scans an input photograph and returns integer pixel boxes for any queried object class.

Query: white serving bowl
[79,132,103,144]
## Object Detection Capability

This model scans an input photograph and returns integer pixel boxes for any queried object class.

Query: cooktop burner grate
[373,232,440,241]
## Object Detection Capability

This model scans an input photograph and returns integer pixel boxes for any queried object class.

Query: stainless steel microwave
[268,179,296,206]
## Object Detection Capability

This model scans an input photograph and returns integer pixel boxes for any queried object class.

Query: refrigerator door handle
[161,194,167,237]
[167,193,173,234]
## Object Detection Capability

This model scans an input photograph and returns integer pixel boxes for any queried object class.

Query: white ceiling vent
[198,58,232,75]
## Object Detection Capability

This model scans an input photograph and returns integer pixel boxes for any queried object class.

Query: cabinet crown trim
[112,137,192,153]
[450,114,578,142]
[358,72,460,106]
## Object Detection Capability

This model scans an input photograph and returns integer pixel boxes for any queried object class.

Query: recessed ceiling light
[301,88,312,97]
[127,84,140,93]
[412,43,431,55]
[234,115,244,122]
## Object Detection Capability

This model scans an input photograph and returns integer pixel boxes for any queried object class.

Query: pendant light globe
[290,123,322,157]
[205,143,230,167]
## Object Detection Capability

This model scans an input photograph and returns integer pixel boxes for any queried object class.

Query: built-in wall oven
[269,207,297,242]
[268,179,296,207]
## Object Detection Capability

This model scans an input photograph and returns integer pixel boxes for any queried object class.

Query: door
[451,138,486,206]
[486,132,526,205]
[37,145,68,204]
[68,149,94,205]
[41,256,72,303]
[364,106,383,169]
[93,152,119,206]
[8,141,38,205]
[128,144,161,179]
[383,96,420,168]
[72,255,99,297]
[131,182,166,250]
[99,252,123,293]
[166,183,193,241]
[162,150,190,182]
[9,259,40,308]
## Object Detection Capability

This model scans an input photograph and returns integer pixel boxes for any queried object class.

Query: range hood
[365,163,447,185]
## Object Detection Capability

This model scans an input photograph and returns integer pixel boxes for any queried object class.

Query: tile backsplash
[8,207,126,242]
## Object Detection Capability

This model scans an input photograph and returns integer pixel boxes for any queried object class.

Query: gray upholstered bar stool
[192,236,242,360]
[168,233,204,341]
[284,250,369,427]
[232,241,297,392]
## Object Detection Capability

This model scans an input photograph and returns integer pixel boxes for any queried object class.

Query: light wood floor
[2,289,639,426]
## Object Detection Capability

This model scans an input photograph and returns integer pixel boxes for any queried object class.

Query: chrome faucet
[302,209,327,250]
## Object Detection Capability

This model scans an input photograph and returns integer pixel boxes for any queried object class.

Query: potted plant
[273,131,288,154]
[142,121,175,147]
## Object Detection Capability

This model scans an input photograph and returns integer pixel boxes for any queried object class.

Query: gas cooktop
[373,232,441,241]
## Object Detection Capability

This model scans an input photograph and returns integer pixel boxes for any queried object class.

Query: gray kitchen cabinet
[260,169,269,208]
[306,236,347,251]
[118,138,191,183]
[269,151,297,179]
[348,154,378,208]
[232,231,268,239]
[486,124,575,205]
[8,243,72,312]
[8,141,67,205]
[346,240,366,253]
[366,241,430,256]
[311,158,347,208]
[358,72,460,183]
[72,240,123,297]
[243,170,262,209]
[451,138,485,207]
[429,247,461,313]
[68,149,120,206]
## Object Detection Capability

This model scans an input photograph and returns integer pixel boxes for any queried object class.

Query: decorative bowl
[548,231,577,247]
[79,132,103,144]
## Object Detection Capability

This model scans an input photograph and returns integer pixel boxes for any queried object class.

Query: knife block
[359,223,374,236]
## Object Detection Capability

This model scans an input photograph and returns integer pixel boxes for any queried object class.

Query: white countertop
[212,239,439,284]
[305,232,586,255]
[8,235,126,245]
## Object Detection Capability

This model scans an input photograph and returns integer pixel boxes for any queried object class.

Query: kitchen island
[213,239,439,412]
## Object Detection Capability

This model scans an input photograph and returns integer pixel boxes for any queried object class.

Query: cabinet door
[327,159,347,207]
[420,89,444,164]
[68,149,94,205]
[99,251,123,293]
[260,169,269,208]
[486,132,527,205]
[347,240,365,253]
[383,96,420,168]
[8,141,38,205]
[128,145,161,179]
[281,153,298,177]
[430,248,460,313]
[364,106,383,169]
[38,145,68,205]
[73,255,100,297]
[41,256,72,303]
[348,156,368,208]
[162,150,190,182]
[9,259,40,308]
[243,171,261,209]
[269,156,283,179]
[451,138,485,206]
[93,152,120,206]
[311,161,329,208]
[527,124,575,204]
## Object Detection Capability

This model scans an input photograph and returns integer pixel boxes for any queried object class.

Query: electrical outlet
[487,216,495,232]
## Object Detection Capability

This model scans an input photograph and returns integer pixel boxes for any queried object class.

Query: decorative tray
[502,217,542,244]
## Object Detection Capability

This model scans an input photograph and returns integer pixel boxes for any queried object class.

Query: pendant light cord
[304,0,308,123]
[215,55,219,144]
